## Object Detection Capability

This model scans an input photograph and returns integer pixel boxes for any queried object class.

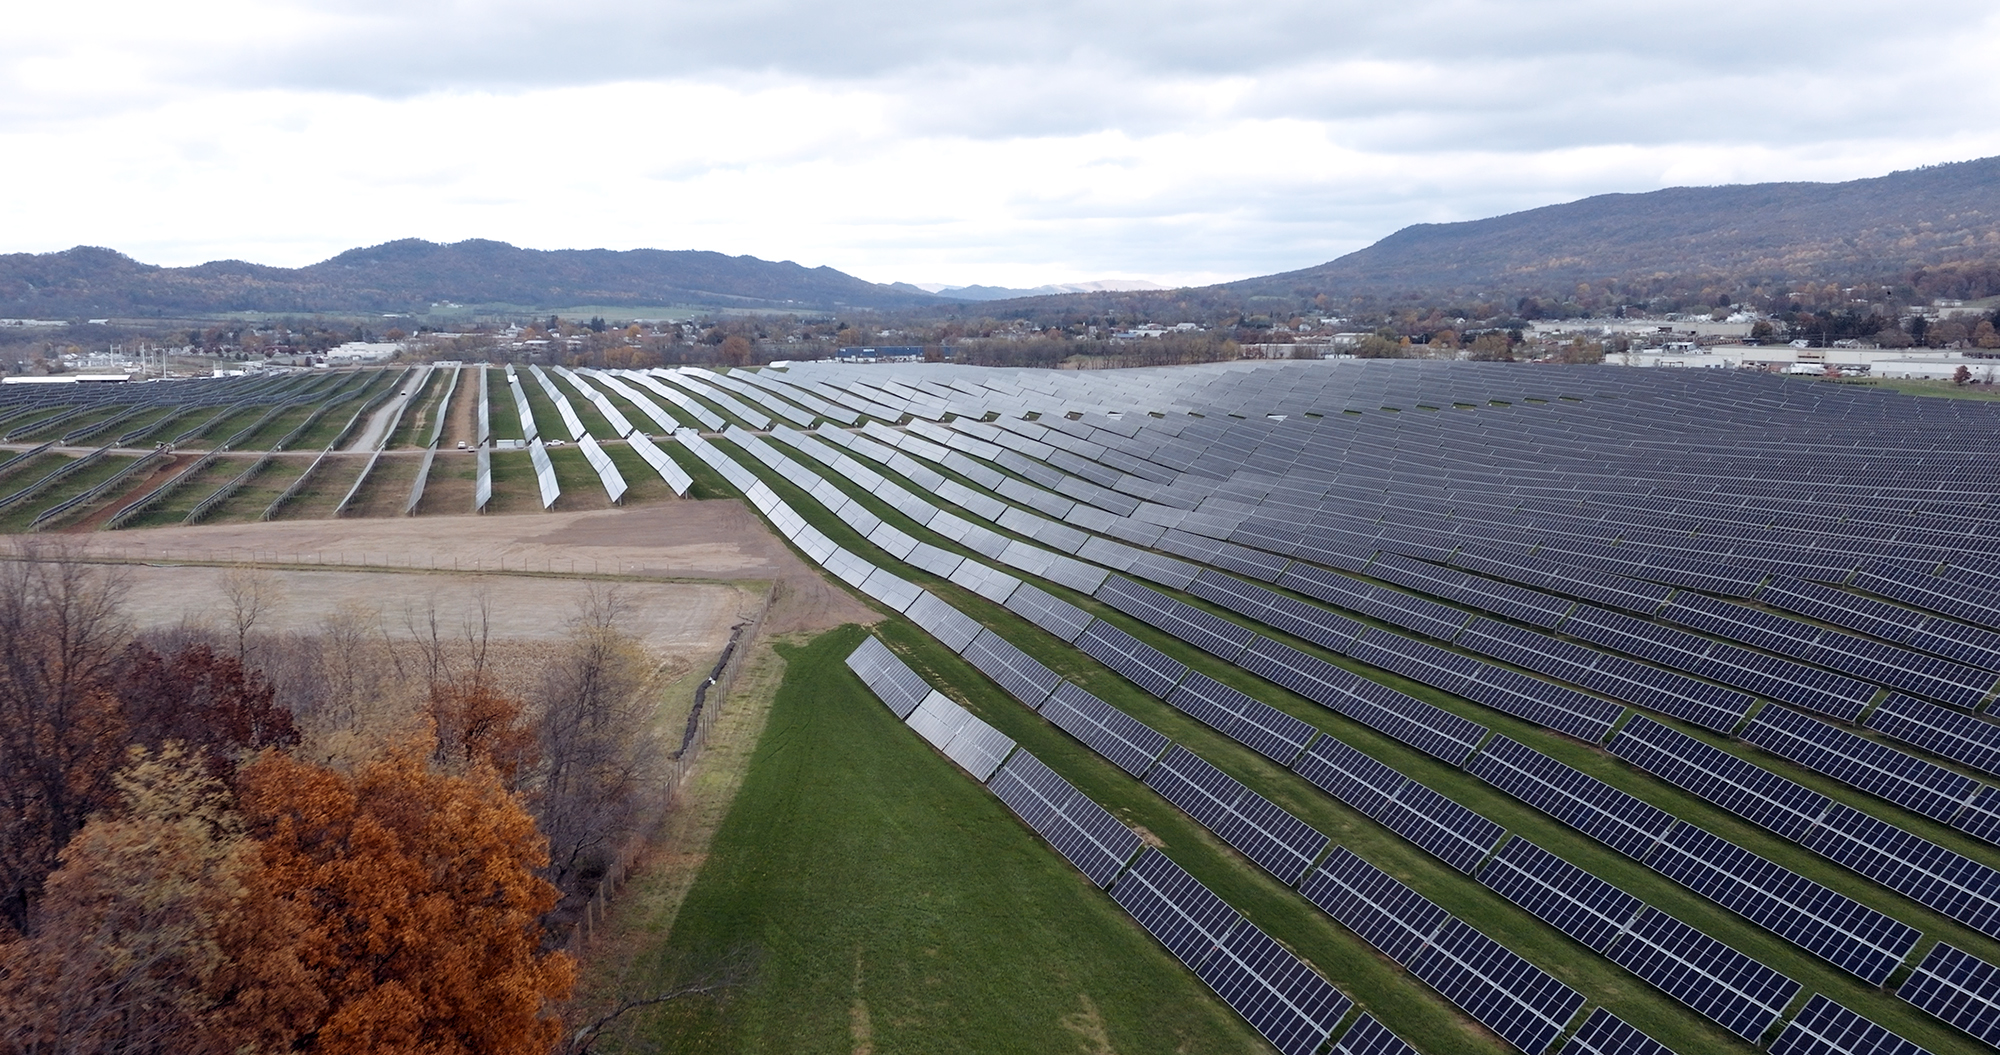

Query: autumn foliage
[0,554,580,1054]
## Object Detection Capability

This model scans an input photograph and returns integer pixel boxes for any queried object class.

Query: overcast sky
[5,0,1997,288]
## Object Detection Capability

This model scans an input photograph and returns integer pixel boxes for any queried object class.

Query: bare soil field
[58,497,877,636]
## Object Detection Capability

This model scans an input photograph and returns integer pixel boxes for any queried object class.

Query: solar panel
[1798,803,2000,941]
[1564,1008,1677,1055]
[1376,782,1507,874]
[1741,704,1979,823]
[1187,568,1368,653]
[1329,1013,1419,1055]
[1039,682,1172,777]
[1075,620,1190,698]
[988,750,1141,887]
[1002,582,1096,643]
[1408,917,1586,1055]
[1768,994,1934,1055]
[1466,736,1675,860]
[845,635,931,718]
[1298,847,1450,965]
[1478,837,1644,952]
[1865,693,2000,779]
[1110,848,1243,969]
[904,591,984,654]
[1196,921,1353,1055]
[1094,575,1257,661]
[1605,907,1801,1040]
[1607,716,1831,841]
[1144,746,1330,884]
[961,628,1062,708]
[1165,673,1317,764]
[1897,942,2000,1048]
[1642,823,1920,985]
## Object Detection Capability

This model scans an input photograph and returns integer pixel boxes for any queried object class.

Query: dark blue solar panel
[1196,921,1352,1055]
[1002,582,1095,643]
[1477,838,1644,952]
[1897,942,2000,1048]
[1164,672,1317,764]
[1769,994,1934,1055]
[1606,907,1800,1040]
[1376,782,1506,874]
[1865,693,2000,779]
[1467,736,1675,859]
[1298,847,1449,966]
[1187,568,1367,653]
[1075,620,1190,698]
[1564,1008,1675,1055]
[988,750,1141,887]
[1799,803,2000,941]
[1642,823,1920,986]
[1144,746,1329,885]
[1110,848,1242,969]
[1292,736,1409,816]
[1330,1014,1418,1055]
[1094,575,1257,661]
[1744,703,1979,824]
[1607,716,1832,840]
[1039,682,1171,777]
[1409,917,1586,1055]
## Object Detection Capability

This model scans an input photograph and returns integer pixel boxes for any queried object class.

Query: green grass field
[617,625,1271,1055]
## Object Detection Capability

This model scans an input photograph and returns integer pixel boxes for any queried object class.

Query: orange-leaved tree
[242,749,574,1055]
[0,745,319,1055]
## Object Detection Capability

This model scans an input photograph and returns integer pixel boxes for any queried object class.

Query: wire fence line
[566,586,775,954]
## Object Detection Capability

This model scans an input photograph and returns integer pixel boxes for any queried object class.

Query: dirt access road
[60,497,878,638]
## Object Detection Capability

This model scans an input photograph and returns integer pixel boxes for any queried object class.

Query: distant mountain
[0,238,946,318]
[1227,156,2000,303]
[888,279,1167,301]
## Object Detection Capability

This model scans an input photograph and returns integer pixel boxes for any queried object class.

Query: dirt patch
[66,497,878,636]
[64,453,191,533]
[114,566,755,652]
[443,367,475,448]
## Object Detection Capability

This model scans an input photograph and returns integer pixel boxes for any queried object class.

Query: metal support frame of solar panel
[1477,838,1645,952]
[988,750,1141,887]
[1074,620,1189,698]
[1866,693,2000,779]
[1897,941,2000,1048]
[1741,704,1980,824]
[1642,823,1919,985]
[1166,672,1316,764]
[1467,736,1677,860]
[961,628,1061,708]
[1607,716,1834,841]
[1196,920,1353,1055]
[845,636,931,718]
[1769,994,1935,1055]
[1039,682,1171,777]
[1602,905,1800,1040]
[1139,744,1327,884]
[1564,1008,1676,1055]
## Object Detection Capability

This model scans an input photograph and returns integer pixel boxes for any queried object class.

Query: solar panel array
[1301,848,1585,1054]
[713,362,2000,1055]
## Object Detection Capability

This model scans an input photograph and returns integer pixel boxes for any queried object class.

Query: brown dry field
[52,496,878,639]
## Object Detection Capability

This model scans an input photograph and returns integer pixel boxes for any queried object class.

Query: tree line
[0,548,678,1054]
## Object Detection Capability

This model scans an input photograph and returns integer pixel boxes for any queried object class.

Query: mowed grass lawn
[625,624,1266,1055]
